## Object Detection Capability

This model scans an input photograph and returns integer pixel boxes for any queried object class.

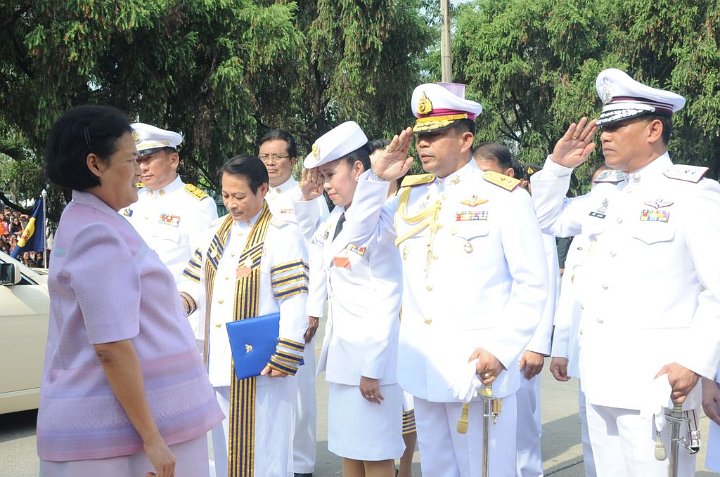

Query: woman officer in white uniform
[295,122,404,477]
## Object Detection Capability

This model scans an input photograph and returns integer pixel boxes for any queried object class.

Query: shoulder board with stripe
[401,174,436,187]
[662,164,708,184]
[184,183,208,200]
[483,170,520,191]
[593,170,627,184]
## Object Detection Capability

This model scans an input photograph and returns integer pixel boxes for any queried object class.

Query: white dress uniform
[122,175,217,284]
[708,370,720,473]
[531,154,720,476]
[550,233,596,477]
[265,176,329,475]
[298,201,404,461]
[350,158,548,477]
[515,232,558,477]
[179,211,309,477]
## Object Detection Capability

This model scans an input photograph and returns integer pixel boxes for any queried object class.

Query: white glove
[449,359,482,403]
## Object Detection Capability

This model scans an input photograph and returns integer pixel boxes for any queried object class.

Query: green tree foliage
[0,0,432,220]
[454,0,720,191]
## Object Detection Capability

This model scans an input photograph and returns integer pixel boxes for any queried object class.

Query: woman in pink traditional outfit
[37,105,223,477]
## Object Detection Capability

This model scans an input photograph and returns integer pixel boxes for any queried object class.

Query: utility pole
[440,0,453,82]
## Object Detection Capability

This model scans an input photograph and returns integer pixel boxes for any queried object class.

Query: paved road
[1,326,716,476]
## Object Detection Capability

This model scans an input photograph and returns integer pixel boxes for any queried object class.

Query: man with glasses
[122,123,218,285]
[258,129,328,477]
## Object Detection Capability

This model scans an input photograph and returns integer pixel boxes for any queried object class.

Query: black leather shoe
[294,474,313,477]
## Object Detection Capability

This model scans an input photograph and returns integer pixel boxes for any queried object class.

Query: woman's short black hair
[368,138,390,155]
[340,142,372,172]
[218,155,269,194]
[257,129,298,158]
[472,142,513,170]
[45,105,132,191]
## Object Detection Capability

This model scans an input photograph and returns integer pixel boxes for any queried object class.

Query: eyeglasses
[259,154,291,162]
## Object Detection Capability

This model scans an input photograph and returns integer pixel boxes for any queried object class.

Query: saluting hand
[551,117,598,168]
[300,168,324,201]
[655,362,700,404]
[702,377,720,425]
[371,127,415,181]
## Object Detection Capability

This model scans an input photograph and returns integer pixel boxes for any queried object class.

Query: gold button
[218,298,224,304]
[426,284,433,291]
[215,322,222,328]
[424,319,432,325]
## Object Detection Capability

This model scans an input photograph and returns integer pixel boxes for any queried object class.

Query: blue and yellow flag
[10,197,45,259]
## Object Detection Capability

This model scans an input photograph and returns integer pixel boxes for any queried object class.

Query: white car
[0,251,49,414]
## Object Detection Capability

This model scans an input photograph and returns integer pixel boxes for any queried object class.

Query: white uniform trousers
[577,383,596,477]
[210,378,296,477]
[585,403,695,477]
[515,376,543,477]
[292,342,317,474]
[414,394,517,477]
[707,420,720,472]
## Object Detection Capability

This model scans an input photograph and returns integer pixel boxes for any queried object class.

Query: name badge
[333,256,351,268]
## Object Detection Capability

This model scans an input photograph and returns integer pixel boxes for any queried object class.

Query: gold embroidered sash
[203,204,272,477]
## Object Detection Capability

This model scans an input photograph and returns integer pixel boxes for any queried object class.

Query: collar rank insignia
[461,195,488,207]
[122,208,133,217]
[401,173,436,188]
[594,170,627,184]
[483,170,520,191]
[644,198,673,209]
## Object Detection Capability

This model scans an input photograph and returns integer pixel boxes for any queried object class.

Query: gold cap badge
[312,143,319,159]
[418,92,433,115]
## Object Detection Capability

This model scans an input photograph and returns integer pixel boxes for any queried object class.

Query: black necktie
[333,212,346,240]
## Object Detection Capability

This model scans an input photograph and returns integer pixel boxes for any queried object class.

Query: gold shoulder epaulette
[401,174,436,187]
[184,183,208,200]
[483,170,520,191]
[663,165,708,184]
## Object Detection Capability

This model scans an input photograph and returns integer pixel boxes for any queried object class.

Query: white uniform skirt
[39,434,209,477]
[328,382,405,460]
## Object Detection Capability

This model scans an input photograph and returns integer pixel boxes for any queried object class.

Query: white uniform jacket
[296,203,402,386]
[349,159,548,401]
[551,234,591,378]
[266,176,329,320]
[122,176,218,284]
[531,154,720,410]
[179,212,308,387]
[523,233,559,356]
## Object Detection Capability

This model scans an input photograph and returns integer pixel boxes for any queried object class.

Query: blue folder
[226,312,280,380]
